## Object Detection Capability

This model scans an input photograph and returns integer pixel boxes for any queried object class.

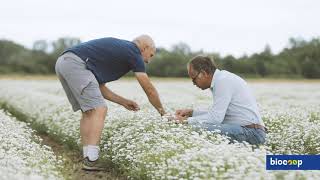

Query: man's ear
[144,45,150,52]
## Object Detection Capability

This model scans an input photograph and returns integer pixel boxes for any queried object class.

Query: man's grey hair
[133,34,156,50]
[188,55,217,74]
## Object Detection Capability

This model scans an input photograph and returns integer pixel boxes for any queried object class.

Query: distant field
[1,74,320,83]
[0,74,59,80]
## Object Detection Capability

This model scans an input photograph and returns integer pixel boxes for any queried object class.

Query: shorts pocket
[80,81,92,95]
[80,79,102,100]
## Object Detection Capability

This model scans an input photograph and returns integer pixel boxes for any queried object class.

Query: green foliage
[0,37,80,74]
[0,37,320,78]
[216,38,320,78]
[147,45,191,77]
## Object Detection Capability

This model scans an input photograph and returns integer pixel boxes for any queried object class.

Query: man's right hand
[122,99,140,111]
[175,109,193,118]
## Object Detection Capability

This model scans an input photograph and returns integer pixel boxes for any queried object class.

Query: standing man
[175,55,266,145]
[55,35,166,171]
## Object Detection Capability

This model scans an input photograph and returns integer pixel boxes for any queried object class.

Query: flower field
[0,109,63,180]
[0,79,319,180]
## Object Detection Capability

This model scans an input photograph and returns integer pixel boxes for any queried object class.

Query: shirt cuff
[192,108,208,116]
[187,117,199,126]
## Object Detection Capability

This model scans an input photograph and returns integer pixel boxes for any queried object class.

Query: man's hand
[162,113,187,124]
[175,109,193,118]
[122,99,140,111]
[174,114,188,124]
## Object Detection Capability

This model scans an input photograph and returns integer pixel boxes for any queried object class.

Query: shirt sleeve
[192,108,208,116]
[188,79,233,126]
[131,56,146,72]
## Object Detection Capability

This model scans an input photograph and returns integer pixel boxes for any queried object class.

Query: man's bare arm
[99,84,139,111]
[135,72,165,116]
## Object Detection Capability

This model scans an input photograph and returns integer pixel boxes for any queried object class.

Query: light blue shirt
[188,69,265,126]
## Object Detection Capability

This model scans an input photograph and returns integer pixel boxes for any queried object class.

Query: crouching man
[175,55,266,145]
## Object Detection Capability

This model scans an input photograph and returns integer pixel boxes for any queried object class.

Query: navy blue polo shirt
[64,37,145,84]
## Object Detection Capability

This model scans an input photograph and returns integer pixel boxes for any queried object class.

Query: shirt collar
[210,69,221,89]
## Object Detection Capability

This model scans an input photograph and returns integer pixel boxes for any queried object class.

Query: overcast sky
[1,0,319,57]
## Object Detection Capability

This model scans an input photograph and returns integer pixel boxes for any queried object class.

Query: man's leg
[208,124,247,143]
[80,106,107,161]
[204,123,265,145]
[55,52,109,170]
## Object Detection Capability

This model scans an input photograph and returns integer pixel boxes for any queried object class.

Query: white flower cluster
[0,80,320,179]
[0,80,81,147]
[0,109,63,180]
[252,82,320,154]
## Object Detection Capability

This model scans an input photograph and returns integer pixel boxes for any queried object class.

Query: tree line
[0,37,319,78]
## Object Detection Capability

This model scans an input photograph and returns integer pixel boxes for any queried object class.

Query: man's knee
[82,106,108,117]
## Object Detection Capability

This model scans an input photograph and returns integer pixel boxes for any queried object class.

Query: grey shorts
[55,52,107,112]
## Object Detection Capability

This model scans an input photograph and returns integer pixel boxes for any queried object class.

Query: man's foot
[82,157,107,171]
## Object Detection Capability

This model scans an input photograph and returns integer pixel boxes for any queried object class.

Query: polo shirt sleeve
[131,56,146,72]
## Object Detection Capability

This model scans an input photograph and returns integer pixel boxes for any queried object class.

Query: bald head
[133,35,155,50]
[133,34,156,63]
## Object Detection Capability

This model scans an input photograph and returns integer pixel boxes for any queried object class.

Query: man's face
[188,65,211,90]
[141,46,155,63]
